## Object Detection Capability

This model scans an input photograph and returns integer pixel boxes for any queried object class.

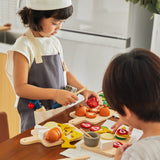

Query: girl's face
[38,17,65,37]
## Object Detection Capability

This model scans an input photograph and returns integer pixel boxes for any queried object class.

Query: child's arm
[13,52,78,106]
[66,71,99,102]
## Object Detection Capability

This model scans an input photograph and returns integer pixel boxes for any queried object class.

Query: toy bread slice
[101,133,115,140]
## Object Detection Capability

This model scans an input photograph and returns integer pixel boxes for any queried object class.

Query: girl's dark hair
[18,5,73,31]
[102,48,160,122]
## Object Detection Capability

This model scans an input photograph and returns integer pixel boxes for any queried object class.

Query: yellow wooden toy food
[70,130,83,141]
[101,133,115,140]
[43,121,58,129]
[64,126,75,136]
[61,134,76,148]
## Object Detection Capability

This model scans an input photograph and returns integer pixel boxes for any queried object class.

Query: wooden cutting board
[69,109,116,125]
[81,137,130,157]
[20,123,83,147]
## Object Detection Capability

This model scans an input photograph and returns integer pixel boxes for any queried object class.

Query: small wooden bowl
[84,132,100,147]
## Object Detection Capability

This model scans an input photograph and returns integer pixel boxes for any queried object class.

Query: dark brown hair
[102,48,160,122]
[18,6,73,31]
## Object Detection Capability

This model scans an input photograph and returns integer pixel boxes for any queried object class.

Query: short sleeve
[5,36,33,88]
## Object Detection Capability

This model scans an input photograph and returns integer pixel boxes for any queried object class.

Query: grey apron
[17,29,65,132]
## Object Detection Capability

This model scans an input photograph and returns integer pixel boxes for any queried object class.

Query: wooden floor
[0,53,20,138]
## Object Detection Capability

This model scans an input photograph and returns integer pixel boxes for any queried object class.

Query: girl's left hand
[114,143,132,160]
[81,90,100,103]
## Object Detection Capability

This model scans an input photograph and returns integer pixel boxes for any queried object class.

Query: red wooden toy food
[117,128,128,135]
[45,127,62,142]
[87,97,99,108]
[90,126,101,131]
[113,141,123,148]
[81,122,92,129]
[115,128,130,140]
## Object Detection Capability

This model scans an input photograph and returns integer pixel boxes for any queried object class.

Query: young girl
[102,48,160,160]
[6,0,98,132]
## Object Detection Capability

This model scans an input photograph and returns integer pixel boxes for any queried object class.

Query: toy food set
[81,126,130,157]
[69,103,116,125]
[20,121,83,148]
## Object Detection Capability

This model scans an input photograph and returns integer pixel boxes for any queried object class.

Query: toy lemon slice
[101,133,115,140]
[43,121,58,129]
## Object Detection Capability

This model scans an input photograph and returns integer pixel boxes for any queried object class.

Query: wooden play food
[101,133,115,140]
[45,127,62,142]
[81,122,92,129]
[99,105,110,116]
[87,97,99,108]
[84,132,100,147]
[113,141,123,148]
[86,112,96,118]
[89,108,99,113]
[75,104,86,116]
[115,128,130,140]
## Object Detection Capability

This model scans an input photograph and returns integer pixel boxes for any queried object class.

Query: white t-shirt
[122,136,160,160]
[6,31,66,107]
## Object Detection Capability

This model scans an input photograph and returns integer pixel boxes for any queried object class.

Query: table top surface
[0,103,117,160]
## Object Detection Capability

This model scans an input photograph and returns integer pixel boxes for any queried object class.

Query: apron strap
[51,37,68,71]
[25,28,67,71]
[25,28,43,64]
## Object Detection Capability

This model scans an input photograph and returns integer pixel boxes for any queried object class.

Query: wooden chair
[0,112,9,143]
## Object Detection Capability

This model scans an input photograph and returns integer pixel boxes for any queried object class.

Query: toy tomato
[117,128,128,135]
[113,141,123,148]
[90,126,101,131]
[81,123,92,129]
[87,97,99,108]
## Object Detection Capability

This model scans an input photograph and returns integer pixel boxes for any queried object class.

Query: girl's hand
[81,90,99,103]
[54,89,78,106]
[114,143,132,160]
[111,119,133,134]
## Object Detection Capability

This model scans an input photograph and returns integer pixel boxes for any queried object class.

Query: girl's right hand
[54,89,79,106]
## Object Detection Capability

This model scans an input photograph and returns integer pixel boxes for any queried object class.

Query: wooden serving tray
[81,137,130,157]
[69,109,116,125]
[20,123,83,147]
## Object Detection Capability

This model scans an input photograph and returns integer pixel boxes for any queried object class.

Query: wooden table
[0,103,117,160]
